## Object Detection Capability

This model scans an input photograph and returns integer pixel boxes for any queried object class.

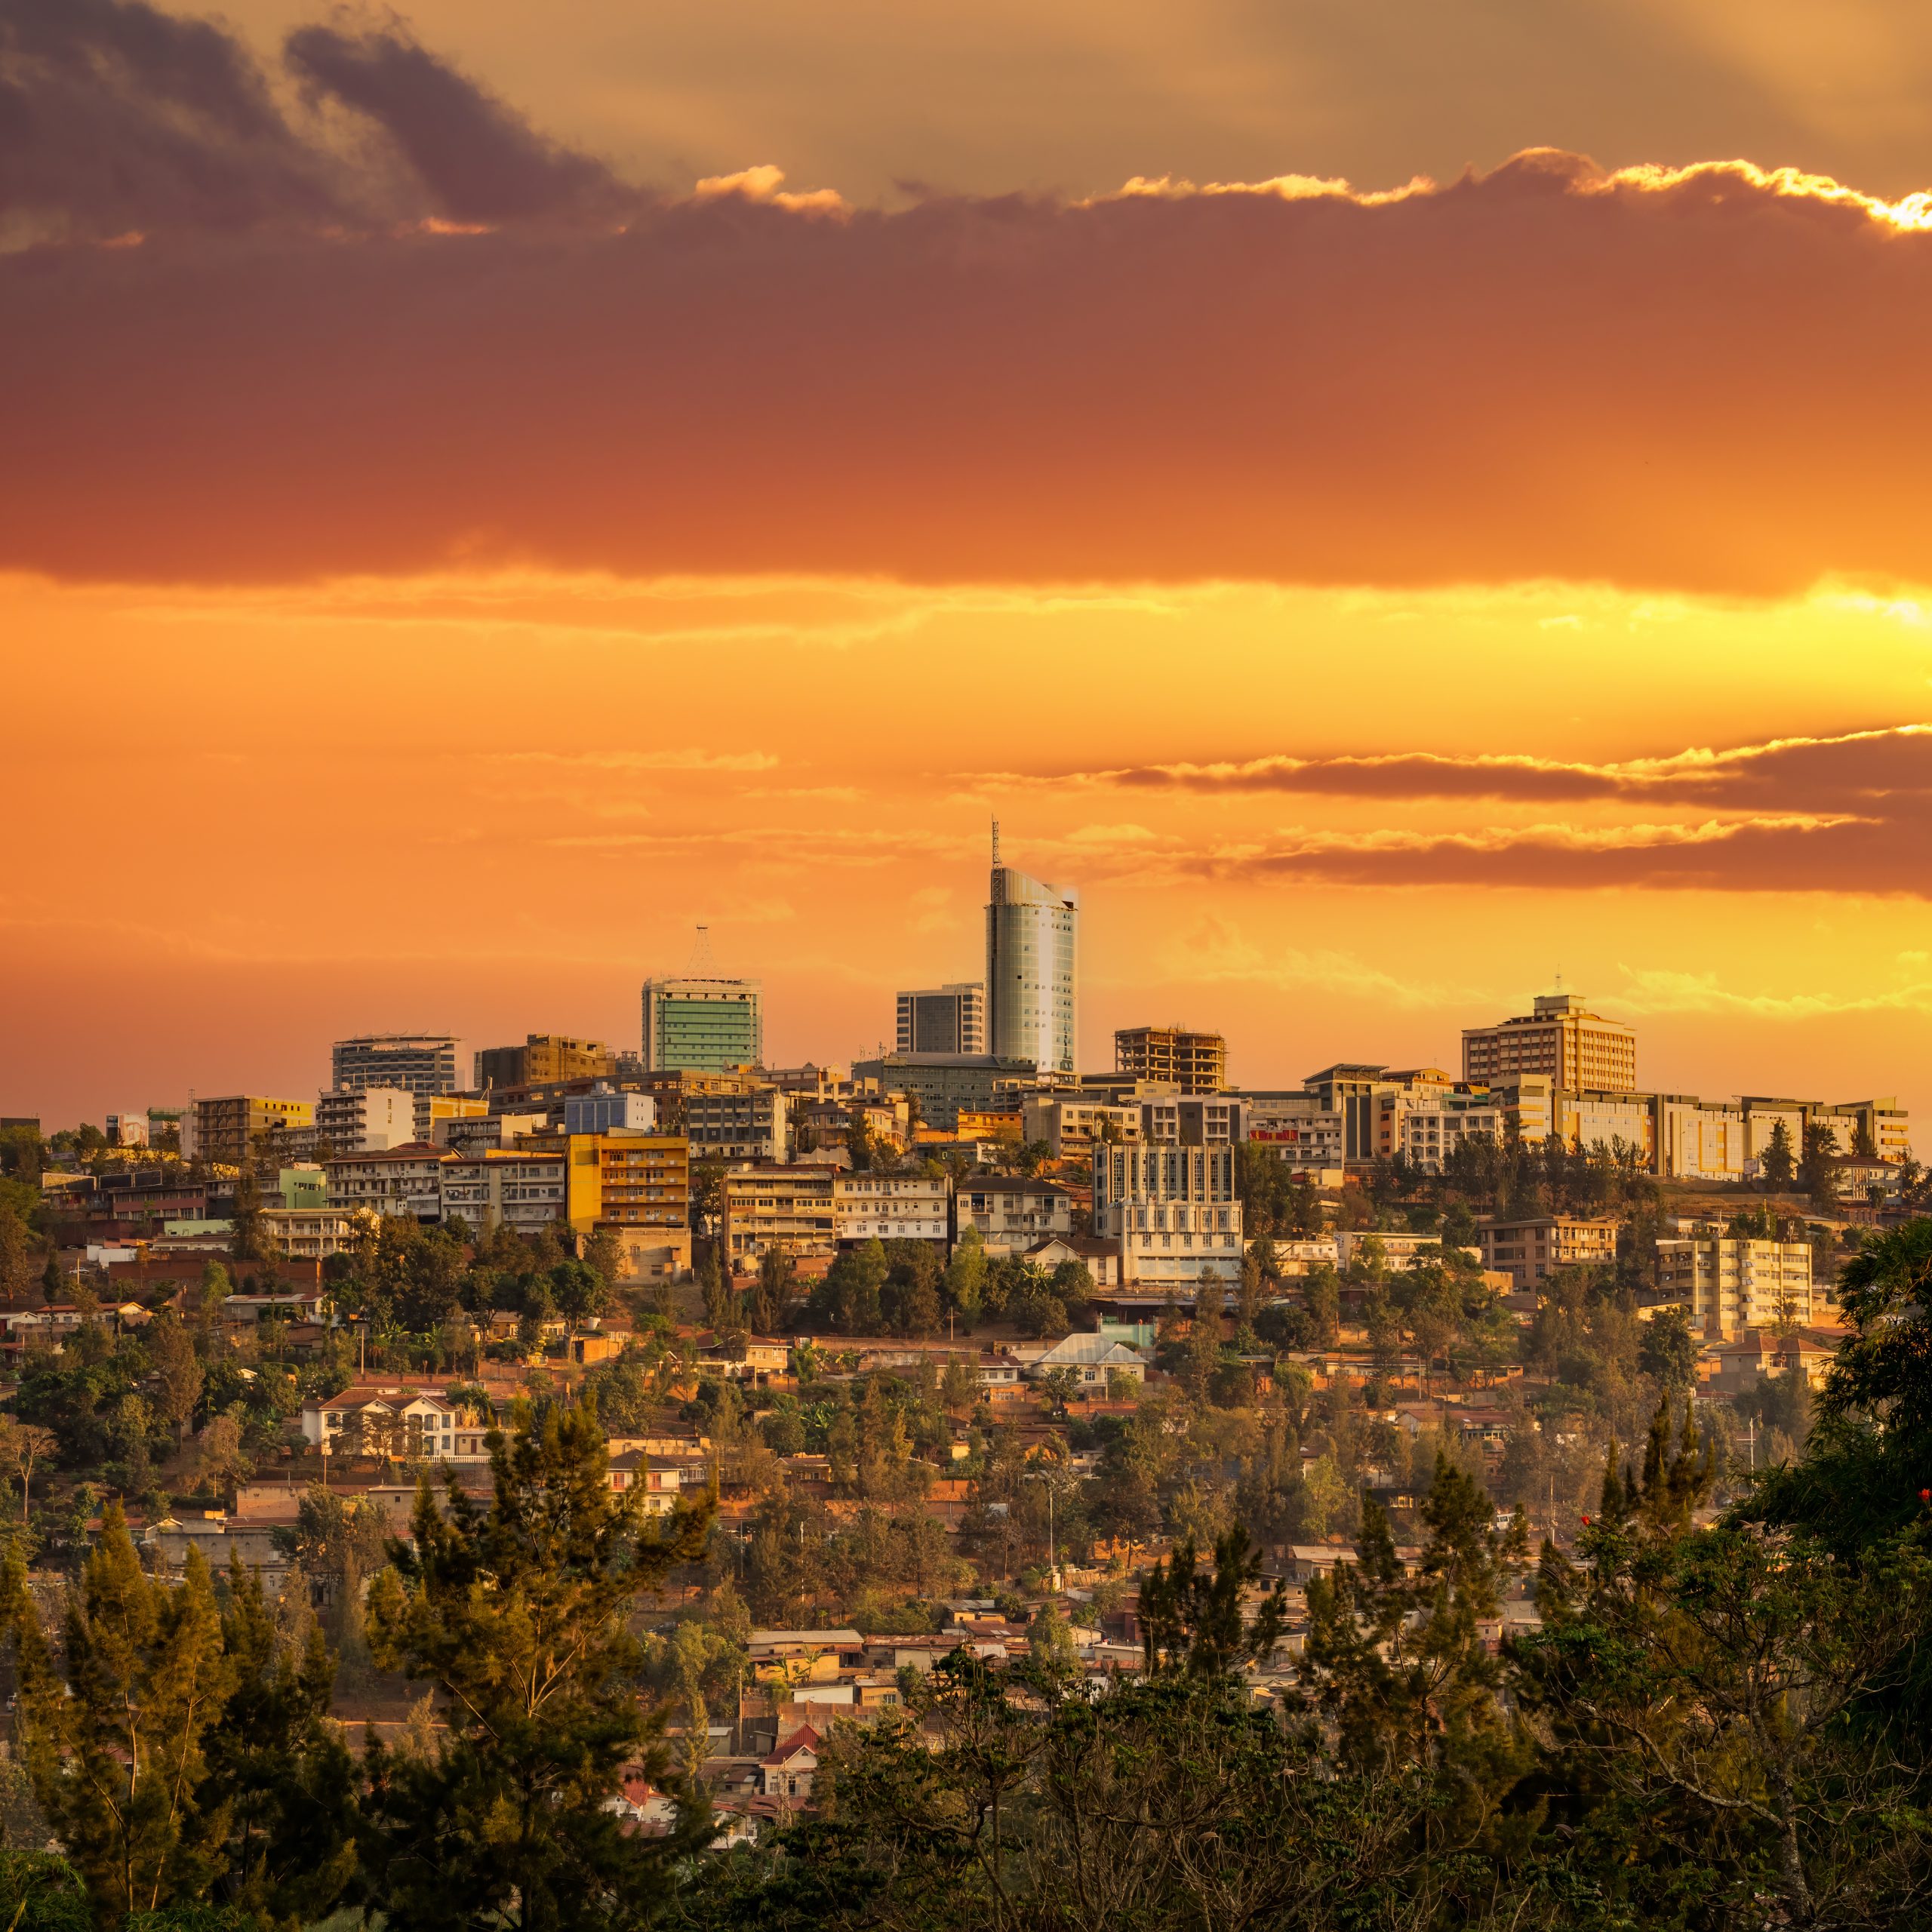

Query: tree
[0,1419,58,1524]
[146,1318,205,1446]
[1139,1523,1285,1678]
[0,1211,39,1308]
[1638,1303,1699,1392]
[6,1506,229,1921]
[1025,1598,1080,1683]
[1761,1116,1797,1190]
[363,1403,714,1930]
[1301,1457,1528,1806]
[941,1228,986,1331]
[200,1560,360,1926]
[749,1247,795,1334]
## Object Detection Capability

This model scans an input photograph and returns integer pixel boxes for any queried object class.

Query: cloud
[282,19,639,226]
[1020,725,1932,807]
[11,11,1932,590]
[0,0,639,246]
[488,748,778,772]
[1014,727,1932,897]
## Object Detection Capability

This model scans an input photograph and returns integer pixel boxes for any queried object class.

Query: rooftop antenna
[1553,966,1564,995]
[991,817,1001,866]
[688,924,718,977]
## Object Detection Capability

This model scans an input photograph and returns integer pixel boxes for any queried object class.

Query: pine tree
[200,1558,360,1927]
[363,1403,714,1930]
[7,1505,230,1921]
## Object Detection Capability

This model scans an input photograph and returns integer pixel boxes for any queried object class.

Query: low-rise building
[1475,1216,1620,1289]
[1023,1332,1146,1387]
[1656,1235,1814,1337]
[300,1386,489,1462]
[1020,1096,1140,1161]
[260,1206,357,1260]
[955,1180,1078,1254]
[832,1172,949,1247]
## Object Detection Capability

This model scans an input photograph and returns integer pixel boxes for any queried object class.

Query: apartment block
[439,1150,568,1237]
[323,1145,450,1222]
[1091,1144,1244,1285]
[185,1095,315,1168]
[331,1035,462,1096]
[685,1087,789,1163]
[1141,1095,1246,1146]
[832,1173,950,1247]
[955,1180,1078,1255]
[315,1086,417,1155]
[1475,1215,1620,1290]
[1463,993,1635,1091]
[1113,1026,1229,1094]
[896,983,986,1056]
[475,1035,616,1089]
[1243,1093,1346,1171]
[1656,1236,1814,1338]
[1021,1095,1142,1161]
[721,1165,838,1262]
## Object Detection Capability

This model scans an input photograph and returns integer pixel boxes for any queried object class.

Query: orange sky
[5,4,1930,1135]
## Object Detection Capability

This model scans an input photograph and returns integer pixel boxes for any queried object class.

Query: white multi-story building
[438,1150,567,1235]
[323,1145,450,1222]
[832,1173,950,1247]
[1092,1144,1243,1285]
[986,832,1078,1076]
[1243,1094,1346,1171]
[315,1086,418,1155]
[955,1180,1078,1255]
[300,1386,490,1463]
[1655,1236,1814,1337]
[331,1035,463,1096]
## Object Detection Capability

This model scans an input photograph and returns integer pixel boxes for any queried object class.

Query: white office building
[986,831,1078,1075]
[1092,1144,1243,1285]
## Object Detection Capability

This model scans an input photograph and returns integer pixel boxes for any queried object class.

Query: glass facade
[640,977,764,1072]
[986,863,1078,1075]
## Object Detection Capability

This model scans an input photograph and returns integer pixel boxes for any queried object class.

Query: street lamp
[1023,1468,1057,1585]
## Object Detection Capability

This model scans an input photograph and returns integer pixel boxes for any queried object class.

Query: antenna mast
[688,924,719,976]
[991,817,1001,866]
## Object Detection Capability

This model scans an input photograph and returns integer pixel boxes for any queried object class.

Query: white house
[299,1386,490,1463]
[760,1724,822,1800]
[1022,1332,1146,1388]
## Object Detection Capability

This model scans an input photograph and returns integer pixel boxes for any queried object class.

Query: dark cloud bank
[4,0,1932,596]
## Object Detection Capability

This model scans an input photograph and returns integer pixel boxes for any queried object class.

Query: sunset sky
[5,0,1930,1130]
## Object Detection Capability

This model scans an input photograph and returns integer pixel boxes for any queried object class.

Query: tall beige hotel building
[1462,991,1636,1091]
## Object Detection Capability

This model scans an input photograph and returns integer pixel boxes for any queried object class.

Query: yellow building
[1475,1215,1620,1289]
[1463,992,1635,1091]
[1655,1236,1813,1338]
[515,1130,692,1278]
